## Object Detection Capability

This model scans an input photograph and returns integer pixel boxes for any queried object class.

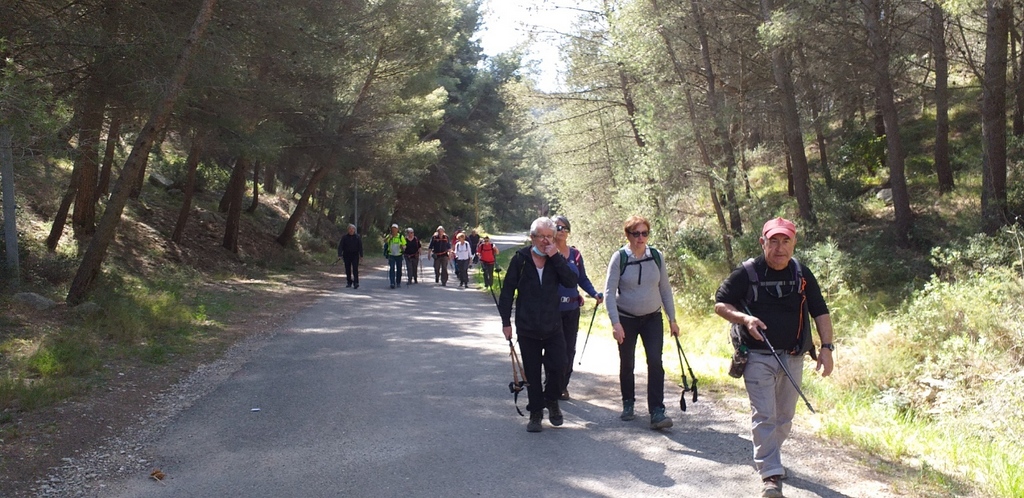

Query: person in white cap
[714,217,835,498]
[383,223,407,289]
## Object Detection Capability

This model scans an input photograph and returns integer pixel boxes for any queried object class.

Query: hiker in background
[468,228,481,264]
[477,235,499,288]
[451,231,473,288]
[603,214,678,430]
[429,226,451,286]
[498,217,578,432]
[338,224,363,289]
[383,223,407,289]
[404,228,422,284]
[551,215,603,400]
[713,217,835,498]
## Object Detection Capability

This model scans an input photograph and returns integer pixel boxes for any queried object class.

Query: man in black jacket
[338,224,363,289]
[498,217,578,432]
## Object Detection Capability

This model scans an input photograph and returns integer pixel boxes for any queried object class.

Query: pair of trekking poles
[494,283,702,415]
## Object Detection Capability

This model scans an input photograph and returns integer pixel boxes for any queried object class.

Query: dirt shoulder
[0,264,345,497]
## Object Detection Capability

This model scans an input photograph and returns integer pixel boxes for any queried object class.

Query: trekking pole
[673,335,698,411]
[508,339,528,416]
[744,306,816,414]
[577,303,599,365]
[331,257,341,266]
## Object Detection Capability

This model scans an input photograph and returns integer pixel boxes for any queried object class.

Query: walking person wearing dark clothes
[428,226,451,286]
[338,224,363,289]
[403,228,422,284]
[468,228,481,263]
[714,217,835,498]
[498,217,578,433]
[551,215,603,400]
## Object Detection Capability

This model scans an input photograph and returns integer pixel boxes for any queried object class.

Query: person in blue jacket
[551,215,603,400]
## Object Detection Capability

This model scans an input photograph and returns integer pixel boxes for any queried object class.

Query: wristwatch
[820,343,835,352]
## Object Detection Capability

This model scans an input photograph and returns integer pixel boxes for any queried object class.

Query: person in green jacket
[383,223,407,289]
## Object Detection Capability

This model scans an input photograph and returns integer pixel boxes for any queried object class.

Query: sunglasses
[556,225,569,232]
[628,230,650,238]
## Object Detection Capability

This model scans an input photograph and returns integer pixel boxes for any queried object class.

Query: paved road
[101,234,891,498]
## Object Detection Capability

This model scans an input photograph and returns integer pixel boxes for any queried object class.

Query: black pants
[518,332,566,413]
[343,253,359,285]
[404,254,419,282]
[617,311,665,413]
[481,262,495,287]
[557,308,581,389]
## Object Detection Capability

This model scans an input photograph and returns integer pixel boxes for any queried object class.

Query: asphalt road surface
[101,234,893,498]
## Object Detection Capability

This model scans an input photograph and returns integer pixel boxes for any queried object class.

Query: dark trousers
[617,311,666,413]
[455,258,471,285]
[433,255,449,284]
[342,253,359,285]
[404,254,419,282]
[481,262,495,287]
[558,308,582,389]
[388,255,403,286]
[518,332,566,413]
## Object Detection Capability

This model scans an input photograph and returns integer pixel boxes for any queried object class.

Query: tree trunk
[785,152,794,196]
[246,161,260,214]
[264,157,277,194]
[219,158,246,212]
[45,164,81,252]
[866,0,912,246]
[1013,27,1024,136]
[982,0,1010,233]
[762,0,814,223]
[617,65,646,148]
[277,166,329,247]
[171,136,204,244]
[96,112,122,202]
[129,127,166,199]
[71,95,106,239]
[932,2,954,193]
[222,156,249,253]
[67,0,218,305]
[1,125,19,287]
[689,0,743,236]
[650,0,733,263]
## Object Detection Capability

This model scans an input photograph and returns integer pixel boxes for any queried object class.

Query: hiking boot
[559,389,570,400]
[346,282,352,288]
[546,400,563,426]
[390,284,395,289]
[527,411,543,432]
[620,400,635,421]
[353,283,359,289]
[650,407,673,430]
[761,475,783,498]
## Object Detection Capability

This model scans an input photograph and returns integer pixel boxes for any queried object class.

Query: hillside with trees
[2,0,1023,496]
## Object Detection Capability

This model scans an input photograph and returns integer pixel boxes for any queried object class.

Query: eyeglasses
[531,233,554,240]
[628,230,650,238]
[556,225,569,232]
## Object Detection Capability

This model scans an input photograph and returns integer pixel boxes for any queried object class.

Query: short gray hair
[347,224,356,230]
[529,217,555,237]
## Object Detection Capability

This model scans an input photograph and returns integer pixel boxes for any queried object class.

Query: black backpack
[730,257,815,358]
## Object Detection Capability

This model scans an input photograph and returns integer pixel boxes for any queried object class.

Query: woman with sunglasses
[604,215,679,430]
[551,215,603,400]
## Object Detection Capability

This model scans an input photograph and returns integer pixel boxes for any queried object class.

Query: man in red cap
[713,217,835,498]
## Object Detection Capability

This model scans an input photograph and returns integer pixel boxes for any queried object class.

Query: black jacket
[498,247,578,338]
[338,233,363,257]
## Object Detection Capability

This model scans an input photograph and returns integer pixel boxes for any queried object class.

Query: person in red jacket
[477,235,500,288]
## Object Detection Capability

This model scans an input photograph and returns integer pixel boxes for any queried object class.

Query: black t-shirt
[715,256,829,352]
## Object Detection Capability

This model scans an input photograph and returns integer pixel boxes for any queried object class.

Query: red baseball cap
[762,217,796,239]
